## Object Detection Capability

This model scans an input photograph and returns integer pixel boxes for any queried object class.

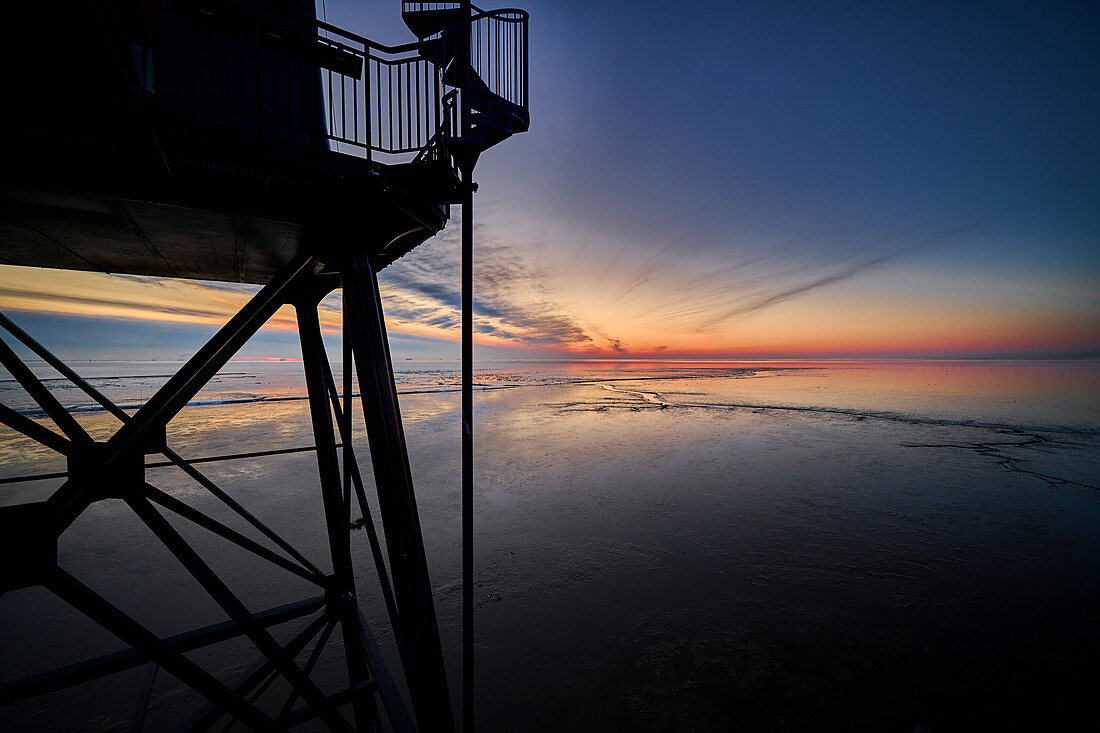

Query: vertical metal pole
[461,165,475,733]
[459,4,476,729]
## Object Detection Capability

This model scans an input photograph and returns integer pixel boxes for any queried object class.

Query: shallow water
[1,359,1098,731]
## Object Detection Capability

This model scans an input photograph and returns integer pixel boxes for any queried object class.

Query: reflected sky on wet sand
[1,359,1098,731]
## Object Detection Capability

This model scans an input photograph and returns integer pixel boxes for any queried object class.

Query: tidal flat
[1,360,1098,731]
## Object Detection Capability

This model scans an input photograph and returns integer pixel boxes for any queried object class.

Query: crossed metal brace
[0,251,454,732]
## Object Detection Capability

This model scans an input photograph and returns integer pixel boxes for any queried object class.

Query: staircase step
[442,66,522,110]
[402,8,469,40]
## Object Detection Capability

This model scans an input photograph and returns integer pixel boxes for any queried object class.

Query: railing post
[366,53,374,161]
[523,11,529,111]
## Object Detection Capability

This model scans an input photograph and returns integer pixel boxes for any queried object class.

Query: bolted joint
[67,441,144,501]
[323,582,358,613]
[136,425,168,456]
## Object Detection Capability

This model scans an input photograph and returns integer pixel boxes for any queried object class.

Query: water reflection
[0,359,1097,730]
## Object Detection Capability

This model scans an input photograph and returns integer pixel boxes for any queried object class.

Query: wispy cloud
[379,226,595,349]
[693,218,985,330]
[0,208,1013,357]
[0,267,331,333]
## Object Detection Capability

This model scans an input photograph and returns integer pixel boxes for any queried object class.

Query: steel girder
[0,252,451,732]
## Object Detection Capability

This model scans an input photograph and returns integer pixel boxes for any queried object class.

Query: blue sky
[0,0,1096,360]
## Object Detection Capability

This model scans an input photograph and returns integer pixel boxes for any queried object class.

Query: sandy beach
[1,359,1098,731]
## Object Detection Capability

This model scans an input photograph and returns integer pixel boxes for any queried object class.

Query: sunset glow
[1,1,1098,730]
[0,244,1095,360]
[0,0,1096,362]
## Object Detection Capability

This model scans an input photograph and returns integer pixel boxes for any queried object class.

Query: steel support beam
[349,606,416,733]
[180,612,330,732]
[46,568,286,733]
[297,298,377,731]
[151,444,331,467]
[0,596,325,704]
[278,681,379,729]
[111,254,316,446]
[0,311,131,422]
[125,494,353,733]
[48,254,317,533]
[321,341,401,632]
[2,251,452,731]
[0,403,71,454]
[159,447,327,580]
[342,249,456,733]
[342,306,354,511]
[0,310,326,586]
[141,483,326,586]
[0,332,89,443]
[130,663,159,732]
[278,619,337,718]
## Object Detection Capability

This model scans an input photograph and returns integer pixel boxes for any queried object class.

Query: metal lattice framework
[0,251,451,731]
[0,1,530,730]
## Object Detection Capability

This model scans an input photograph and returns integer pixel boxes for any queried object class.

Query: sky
[1,0,1097,361]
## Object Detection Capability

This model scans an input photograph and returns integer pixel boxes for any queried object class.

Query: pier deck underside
[1,143,457,285]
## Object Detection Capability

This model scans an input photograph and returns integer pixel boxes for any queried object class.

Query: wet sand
[1,361,1098,731]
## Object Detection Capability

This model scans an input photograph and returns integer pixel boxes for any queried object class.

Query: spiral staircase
[403,2,530,166]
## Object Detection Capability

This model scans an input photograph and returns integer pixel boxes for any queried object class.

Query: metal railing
[440,8,529,144]
[402,2,465,11]
[363,50,443,155]
[150,1,526,164]
[153,0,446,163]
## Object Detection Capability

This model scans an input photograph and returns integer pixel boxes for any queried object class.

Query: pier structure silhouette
[0,1,528,730]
